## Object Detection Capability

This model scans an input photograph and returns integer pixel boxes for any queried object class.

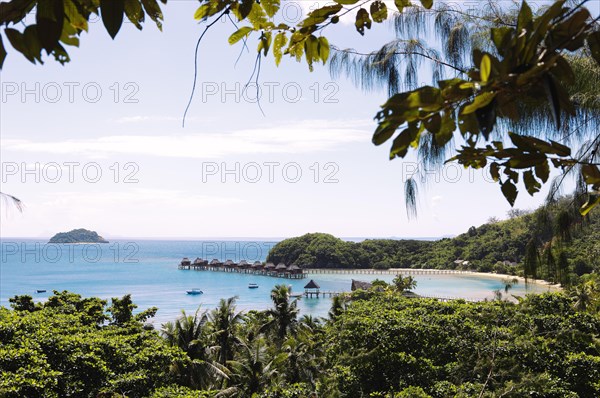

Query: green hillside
[267,199,600,285]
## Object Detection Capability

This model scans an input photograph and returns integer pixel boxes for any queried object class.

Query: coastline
[303,268,562,290]
[455,271,562,290]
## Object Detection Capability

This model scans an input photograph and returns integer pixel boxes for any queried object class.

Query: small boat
[35,289,46,293]
[186,289,203,295]
[248,283,259,289]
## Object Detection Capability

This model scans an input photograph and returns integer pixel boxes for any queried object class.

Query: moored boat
[186,289,203,295]
[248,283,259,289]
[35,289,46,293]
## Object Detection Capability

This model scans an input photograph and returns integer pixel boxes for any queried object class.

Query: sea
[0,239,556,326]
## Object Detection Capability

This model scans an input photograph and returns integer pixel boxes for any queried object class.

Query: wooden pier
[178,258,306,279]
[305,268,475,275]
[303,291,342,298]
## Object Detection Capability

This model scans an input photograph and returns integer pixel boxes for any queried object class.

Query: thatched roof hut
[288,264,302,274]
[193,257,204,265]
[351,279,373,291]
[224,259,236,267]
[304,279,320,291]
[239,260,250,268]
[264,262,275,269]
[275,263,287,271]
[210,259,222,266]
[252,261,263,268]
[181,257,191,266]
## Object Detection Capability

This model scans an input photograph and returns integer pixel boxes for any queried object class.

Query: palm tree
[570,283,595,312]
[281,334,324,388]
[392,274,417,293]
[228,336,279,396]
[161,307,227,389]
[328,295,347,321]
[263,284,299,343]
[502,277,519,295]
[208,297,244,366]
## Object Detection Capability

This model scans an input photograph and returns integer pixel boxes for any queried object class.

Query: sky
[0,0,592,239]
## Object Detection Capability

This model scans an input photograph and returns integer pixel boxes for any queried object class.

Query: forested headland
[267,198,600,285]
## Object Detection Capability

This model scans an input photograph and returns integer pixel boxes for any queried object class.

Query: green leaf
[534,161,550,183]
[355,8,372,36]
[258,31,272,56]
[370,1,387,23]
[390,124,420,159]
[228,26,254,45]
[588,31,600,66]
[462,92,496,114]
[480,54,491,82]
[36,0,64,52]
[501,180,518,206]
[491,27,511,54]
[490,162,500,182]
[318,36,329,64]
[141,0,165,29]
[335,0,359,4]
[549,140,570,157]
[420,0,433,9]
[101,0,125,39]
[64,0,89,32]
[394,0,410,12]
[304,35,319,70]
[273,32,287,66]
[0,35,6,69]
[124,0,144,30]
[424,113,441,135]
[373,121,400,146]
[580,195,600,216]
[5,28,35,63]
[302,5,343,28]
[523,170,541,196]
[60,19,79,47]
[506,153,546,169]
[517,1,532,32]
[194,4,211,20]
[261,0,280,18]
[239,0,254,20]
[582,165,600,185]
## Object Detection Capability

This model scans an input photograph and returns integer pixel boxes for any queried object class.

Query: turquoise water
[0,239,555,325]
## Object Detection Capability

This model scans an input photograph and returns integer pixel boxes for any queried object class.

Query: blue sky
[0,1,589,238]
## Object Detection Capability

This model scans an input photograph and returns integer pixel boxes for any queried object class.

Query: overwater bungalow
[238,260,251,273]
[252,261,264,271]
[178,257,305,278]
[264,262,276,275]
[193,257,208,269]
[275,263,287,277]
[224,259,236,272]
[288,264,303,279]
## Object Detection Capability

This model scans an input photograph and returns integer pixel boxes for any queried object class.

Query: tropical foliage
[2,286,600,397]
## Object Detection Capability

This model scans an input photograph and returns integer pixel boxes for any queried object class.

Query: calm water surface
[0,239,555,325]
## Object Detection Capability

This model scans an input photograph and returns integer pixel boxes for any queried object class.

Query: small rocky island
[49,228,109,244]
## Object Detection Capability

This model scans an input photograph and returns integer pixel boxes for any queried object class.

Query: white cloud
[37,189,244,208]
[2,119,370,159]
